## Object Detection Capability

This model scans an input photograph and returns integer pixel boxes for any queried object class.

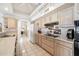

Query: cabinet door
[35,34,39,45]
[58,7,74,26]
[45,16,50,23]
[51,12,58,22]
[38,18,42,28]
[54,43,61,56]
[41,18,45,28]
[55,43,72,56]
[42,42,54,55]
[4,17,17,29]
[42,36,54,55]
[38,34,42,46]
[76,4,79,20]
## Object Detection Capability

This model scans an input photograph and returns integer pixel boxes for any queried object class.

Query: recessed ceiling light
[4,7,9,11]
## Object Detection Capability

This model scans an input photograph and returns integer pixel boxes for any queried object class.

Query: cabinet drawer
[55,40,73,48]
[42,43,54,55]
[42,38,54,48]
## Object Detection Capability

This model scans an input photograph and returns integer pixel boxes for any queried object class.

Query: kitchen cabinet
[38,34,42,46]
[54,39,73,56]
[75,3,79,20]
[35,33,39,45]
[35,33,42,46]
[42,35,54,55]
[4,16,17,29]
[44,16,50,24]
[55,43,72,56]
[42,17,48,27]
[41,17,45,28]
[58,6,74,26]
[38,18,42,28]
[35,33,73,56]
[50,11,58,22]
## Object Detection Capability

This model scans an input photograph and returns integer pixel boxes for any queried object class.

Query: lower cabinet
[54,40,73,56]
[35,33,73,56]
[42,43,54,55]
[35,33,39,45]
[38,34,42,46]
[35,33,42,46]
[42,36,54,55]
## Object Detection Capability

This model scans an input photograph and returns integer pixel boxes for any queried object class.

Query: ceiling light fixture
[4,7,9,11]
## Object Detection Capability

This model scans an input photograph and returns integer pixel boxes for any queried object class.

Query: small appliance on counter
[38,28,42,33]
[74,20,79,56]
[66,29,74,39]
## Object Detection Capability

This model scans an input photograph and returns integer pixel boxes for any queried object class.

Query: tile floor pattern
[16,35,51,56]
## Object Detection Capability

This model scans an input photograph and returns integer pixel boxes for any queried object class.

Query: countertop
[0,36,16,56]
[38,33,73,44]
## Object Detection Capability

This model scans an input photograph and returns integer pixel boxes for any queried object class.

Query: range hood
[44,22,59,27]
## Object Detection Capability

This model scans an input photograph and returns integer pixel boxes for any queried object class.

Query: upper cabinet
[45,16,50,23]
[33,4,75,28]
[50,10,58,22]
[58,6,74,26]
[4,16,17,29]
[75,4,79,20]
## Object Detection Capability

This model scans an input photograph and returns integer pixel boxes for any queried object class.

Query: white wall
[0,13,5,32]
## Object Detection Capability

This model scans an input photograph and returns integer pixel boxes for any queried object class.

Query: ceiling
[12,3,41,15]
[0,3,41,16]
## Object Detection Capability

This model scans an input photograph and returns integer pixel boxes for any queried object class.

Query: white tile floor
[16,35,51,56]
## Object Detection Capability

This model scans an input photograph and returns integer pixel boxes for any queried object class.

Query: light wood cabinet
[42,35,54,55]
[35,33,42,46]
[4,16,17,29]
[35,33,39,45]
[35,33,73,56]
[42,42,54,55]
[55,43,72,56]
[38,34,42,46]
[54,40,73,56]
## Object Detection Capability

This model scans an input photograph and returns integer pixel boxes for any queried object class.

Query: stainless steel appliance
[66,29,74,39]
[74,20,79,56]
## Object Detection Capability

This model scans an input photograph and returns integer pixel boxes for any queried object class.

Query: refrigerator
[74,20,79,56]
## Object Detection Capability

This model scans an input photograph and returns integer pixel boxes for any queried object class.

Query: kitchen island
[0,36,16,56]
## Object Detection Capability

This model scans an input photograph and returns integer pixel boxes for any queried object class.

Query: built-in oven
[66,29,74,39]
